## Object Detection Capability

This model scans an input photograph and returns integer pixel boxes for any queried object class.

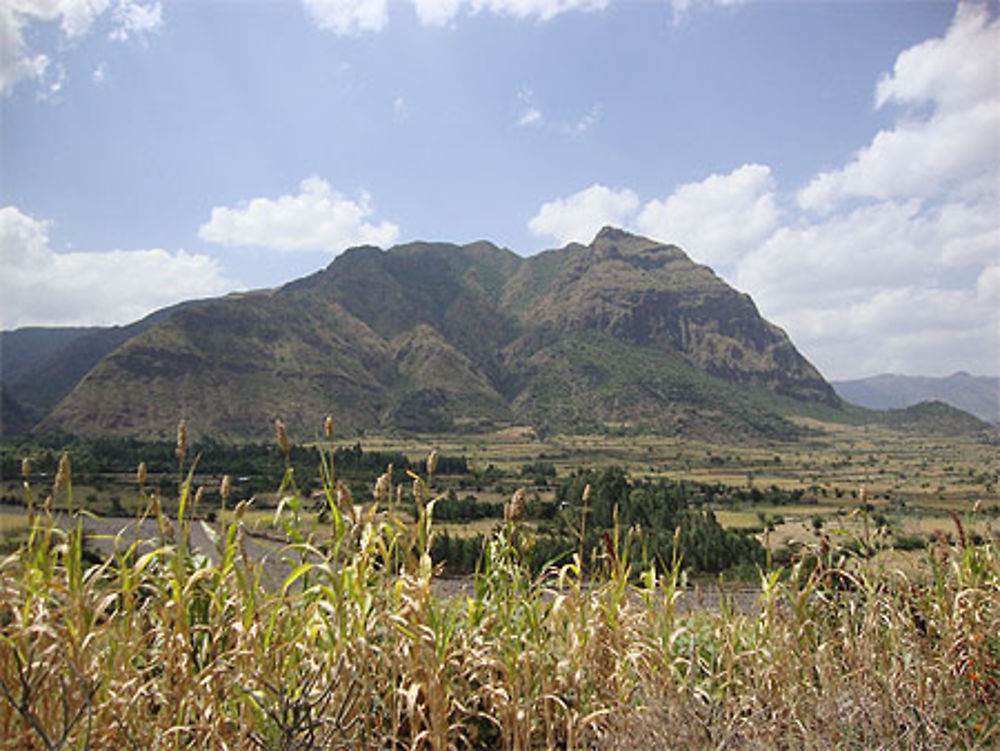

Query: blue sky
[1,0,998,380]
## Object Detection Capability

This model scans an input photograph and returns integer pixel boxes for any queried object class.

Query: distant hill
[1,326,102,384]
[7,228,844,442]
[833,372,999,424]
[878,400,995,436]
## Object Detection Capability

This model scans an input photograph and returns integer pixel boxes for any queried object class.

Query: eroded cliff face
[502,227,838,407]
[38,227,840,441]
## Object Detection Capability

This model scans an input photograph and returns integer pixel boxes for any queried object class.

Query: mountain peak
[593,225,635,243]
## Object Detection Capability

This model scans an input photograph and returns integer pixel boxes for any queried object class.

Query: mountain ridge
[833,372,999,424]
[5,228,846,441]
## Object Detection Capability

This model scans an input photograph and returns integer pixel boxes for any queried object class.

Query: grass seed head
[137,461,147,487]
[21,456,30,482]
[275,418,290,455]
[324,414,334,438]
[506,487,528,523]
[220,474,231,502]
[582,483,592,503]
[54,450,71,491]
[427,449,439,477]
[373,472,390,505]
[336,479,354,513]
[176,419,187,462]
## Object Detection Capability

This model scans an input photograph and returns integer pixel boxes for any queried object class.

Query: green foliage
[554,467,766,576]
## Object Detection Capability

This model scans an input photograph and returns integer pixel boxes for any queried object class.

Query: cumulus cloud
[636,164,778,269]
[745,2,1000,377]
[465,0,606,22]
[0,206,233,329]
[734,199,994,308]
[0,6,49,94]
[411,0,466,26]
[109,0,162,41]
[528,3,999,378]
[528,185,640,246]
[528,164,777,268]
[761,285,999,380]
[302,0,388,34]
[798,2,999,212]
[1,0,162,95]
[198,177,400,253]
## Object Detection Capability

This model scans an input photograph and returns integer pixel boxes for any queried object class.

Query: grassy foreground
[1,425,998,750]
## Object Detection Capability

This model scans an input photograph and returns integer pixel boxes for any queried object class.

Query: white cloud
[1,0,162,95]
[517,107,543,127]
[762,285,999,380]
[468,0,607,22]
[198,177,401,253]
[92,61,107,82]
[670,0,745,26]
[733,199,992,310]
[314,0,606,32]
[561,104,601,138]
[514,86,544,127]
[528,184,640,246]
[1,4,51,93]
[527,7,999,378]
[977,265,1000,306]
[302,0,389,34]
[874,2,998,112]
[636,164,778,269]
[0,206,233,329]
[798,2,1000,212]
[109,0,162,41]
[411,0,465,26]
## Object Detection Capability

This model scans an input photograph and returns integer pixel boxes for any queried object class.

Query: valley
[4,415,996,572]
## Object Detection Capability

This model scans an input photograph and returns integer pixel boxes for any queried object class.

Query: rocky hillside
[13,228,842,441]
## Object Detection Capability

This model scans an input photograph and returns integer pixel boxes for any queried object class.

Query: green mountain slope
[879,400,995,436]
[32,228,844,441]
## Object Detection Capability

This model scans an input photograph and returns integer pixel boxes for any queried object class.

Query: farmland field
[1,417,998,749]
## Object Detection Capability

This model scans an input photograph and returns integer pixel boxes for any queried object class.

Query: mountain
[0,300,214,431]
[832,372,1000,424]
[12,228,843,442]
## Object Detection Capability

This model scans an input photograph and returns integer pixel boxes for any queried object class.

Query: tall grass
[1,421,997,749]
